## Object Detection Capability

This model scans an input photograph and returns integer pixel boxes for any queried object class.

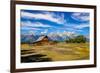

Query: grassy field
[21,42,89,62]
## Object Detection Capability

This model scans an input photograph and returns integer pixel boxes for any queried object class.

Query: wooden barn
[33,35,50,45]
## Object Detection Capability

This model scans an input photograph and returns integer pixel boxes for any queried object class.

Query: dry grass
[21,42,89,62]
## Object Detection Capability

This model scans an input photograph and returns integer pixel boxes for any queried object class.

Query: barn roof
[35,35,48,42]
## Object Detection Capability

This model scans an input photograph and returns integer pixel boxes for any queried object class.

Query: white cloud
[21,21,51,28]
[21,11,66,24]
[64,23,89,29]
[74,24,89,29]
[21,27,41,30]
[71,13,89,22]
[41,29,48,35]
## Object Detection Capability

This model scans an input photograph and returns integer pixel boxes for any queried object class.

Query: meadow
[21,42,89,62]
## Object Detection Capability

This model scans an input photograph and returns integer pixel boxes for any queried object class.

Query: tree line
[66,35,87,43]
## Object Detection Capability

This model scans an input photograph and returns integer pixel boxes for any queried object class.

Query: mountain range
[21,32,89,43]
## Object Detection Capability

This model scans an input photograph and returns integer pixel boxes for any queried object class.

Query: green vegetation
[66,35,87,43]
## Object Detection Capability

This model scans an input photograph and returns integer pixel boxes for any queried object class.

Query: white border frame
[16,4,94,69]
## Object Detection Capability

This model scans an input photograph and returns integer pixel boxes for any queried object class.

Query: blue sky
[21,9,90,36]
